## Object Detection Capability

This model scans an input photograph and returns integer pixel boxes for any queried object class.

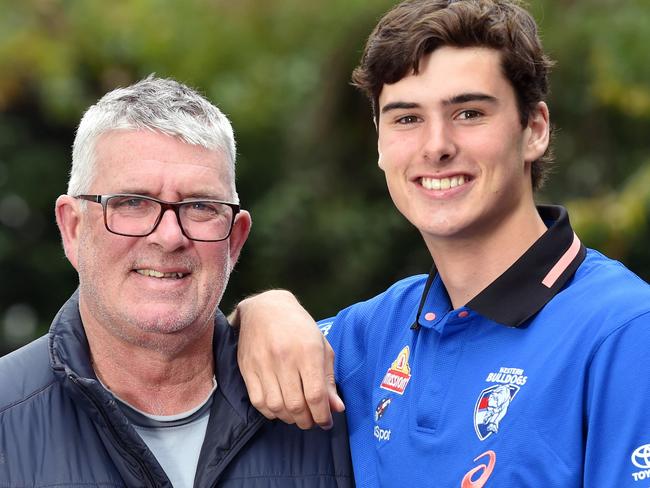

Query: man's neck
[82,316,216,416]
[424,204,548,309]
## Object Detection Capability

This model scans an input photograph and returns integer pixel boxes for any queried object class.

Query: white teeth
[136,269,186,279]
[421,175,468,191]
[141,269,164,278]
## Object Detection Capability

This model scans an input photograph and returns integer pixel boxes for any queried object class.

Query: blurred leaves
[568,161,650,266]
[1,0,648,353]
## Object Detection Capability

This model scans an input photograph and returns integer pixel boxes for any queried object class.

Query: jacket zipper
[69,374,159,488]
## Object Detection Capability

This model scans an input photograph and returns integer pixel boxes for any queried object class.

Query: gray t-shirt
[106,379,217,488]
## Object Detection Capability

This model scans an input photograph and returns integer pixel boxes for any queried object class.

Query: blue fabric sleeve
[318,305,369,386]
[584,311,650,487]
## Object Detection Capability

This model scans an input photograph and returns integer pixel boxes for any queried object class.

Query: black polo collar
[412,205,586,329]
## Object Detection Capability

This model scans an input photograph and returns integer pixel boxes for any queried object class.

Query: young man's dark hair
[352,0,555,189]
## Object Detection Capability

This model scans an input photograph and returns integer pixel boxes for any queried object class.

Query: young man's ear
[377,135,386,170]
[55,195,82,271]
[524,101,550,163]
[375,113,386,171]
[227,210,252,272]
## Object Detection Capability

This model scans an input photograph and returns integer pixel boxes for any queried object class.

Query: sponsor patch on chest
[380,346,412,395]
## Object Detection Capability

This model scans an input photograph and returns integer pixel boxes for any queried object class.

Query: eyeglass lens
[105,195,233,240]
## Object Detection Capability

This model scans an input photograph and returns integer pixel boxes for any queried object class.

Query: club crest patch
[473,366,526,441]
[380,346,412,395]
[474,384,519,440]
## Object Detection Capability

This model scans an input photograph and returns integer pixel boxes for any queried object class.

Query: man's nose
[421,119,457,163]
[146,208,188,250]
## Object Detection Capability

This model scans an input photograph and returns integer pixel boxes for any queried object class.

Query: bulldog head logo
[474,384,519,441]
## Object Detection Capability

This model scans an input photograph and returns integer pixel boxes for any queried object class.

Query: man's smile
[420,175,470,191]
[135,268,189,279]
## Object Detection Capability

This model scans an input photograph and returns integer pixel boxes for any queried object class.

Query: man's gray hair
[68,75,238,201]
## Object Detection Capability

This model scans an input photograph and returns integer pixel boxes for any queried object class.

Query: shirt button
[424,312,436,321]
[458,311,469,319]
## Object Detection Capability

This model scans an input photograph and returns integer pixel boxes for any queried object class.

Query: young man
[235,0,650,486]
[0,76,353,487]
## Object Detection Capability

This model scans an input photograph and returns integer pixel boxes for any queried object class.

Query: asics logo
[461,450,496,488]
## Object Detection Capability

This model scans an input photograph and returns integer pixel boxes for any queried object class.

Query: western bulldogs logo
[474,384,519,441]
[375,397,392,422]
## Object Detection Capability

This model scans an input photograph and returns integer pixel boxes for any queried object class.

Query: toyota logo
[632,444,650,469]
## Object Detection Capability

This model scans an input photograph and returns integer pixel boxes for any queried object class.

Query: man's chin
[126,304,198,334]
[120,313,206,354]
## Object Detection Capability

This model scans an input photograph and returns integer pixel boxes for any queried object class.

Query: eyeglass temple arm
[76,195,102,203]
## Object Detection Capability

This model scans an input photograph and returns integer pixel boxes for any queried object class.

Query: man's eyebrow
[185,193,225,200]
[380,101,421,115]
[380,94,498,115]
[115,190,224,200]
[117,189,152,196]
[443,93,498,105]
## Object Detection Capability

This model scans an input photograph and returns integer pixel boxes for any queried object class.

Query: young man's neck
[424,203,547,309]
[81,313,216,416]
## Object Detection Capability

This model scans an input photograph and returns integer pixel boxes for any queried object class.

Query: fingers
[242,349,320,428]
[277,366,318,429]
[325,341,345,414]
[329,387,346,414]
[262,374,297,425]
[239,366,276,420]
[238,335,278,420]
[235,289,339,430]
[297,336,331,429]
[245,341,335,430]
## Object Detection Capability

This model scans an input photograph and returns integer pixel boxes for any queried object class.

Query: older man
[0,76,353,487]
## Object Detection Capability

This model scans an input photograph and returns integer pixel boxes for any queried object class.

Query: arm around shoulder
[233,290,344,430]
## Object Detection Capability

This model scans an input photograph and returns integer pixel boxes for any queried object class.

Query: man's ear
[377,141,384,170]
[227,210,252,270]
[55,195,82,271]
[524,101,550,163]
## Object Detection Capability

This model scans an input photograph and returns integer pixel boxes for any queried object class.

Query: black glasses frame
[75,194,240,242]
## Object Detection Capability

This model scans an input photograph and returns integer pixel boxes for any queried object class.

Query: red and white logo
[380,346,412,395]
[473,366,526,440]
[461,450,496,488]
[474,384,519,441]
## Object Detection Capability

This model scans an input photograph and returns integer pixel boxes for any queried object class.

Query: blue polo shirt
[320,206,650,487]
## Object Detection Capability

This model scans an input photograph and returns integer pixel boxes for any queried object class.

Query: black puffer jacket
[0,291,354,487]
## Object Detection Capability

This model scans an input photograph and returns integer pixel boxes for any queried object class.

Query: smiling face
[377,46,549,250]
[56,130,251,353]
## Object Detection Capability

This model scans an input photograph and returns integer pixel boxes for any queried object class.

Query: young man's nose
[421,120,457,163]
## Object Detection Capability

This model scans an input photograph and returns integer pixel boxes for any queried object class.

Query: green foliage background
[1,0,649,354]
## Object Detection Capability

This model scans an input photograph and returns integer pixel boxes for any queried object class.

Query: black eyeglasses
[75,194,240,242]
